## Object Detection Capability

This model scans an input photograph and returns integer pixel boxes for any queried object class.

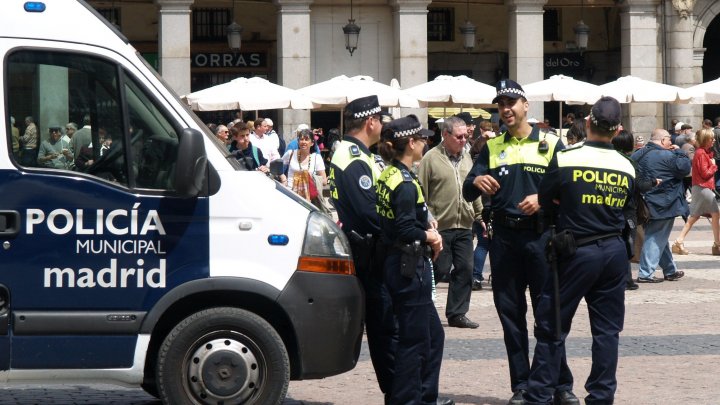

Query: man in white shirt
[263,118,282,155]
[251,118,280,162]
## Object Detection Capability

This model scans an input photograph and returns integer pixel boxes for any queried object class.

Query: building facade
[89,0,720,139]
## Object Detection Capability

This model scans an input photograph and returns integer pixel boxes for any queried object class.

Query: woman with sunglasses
[376,115,451,405]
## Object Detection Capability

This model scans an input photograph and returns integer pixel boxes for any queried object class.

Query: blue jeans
[638,217,679,279]
[473,221,489,281]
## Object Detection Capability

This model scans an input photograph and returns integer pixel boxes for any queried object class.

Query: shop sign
[192,52,267,68]
[544,53,584,78]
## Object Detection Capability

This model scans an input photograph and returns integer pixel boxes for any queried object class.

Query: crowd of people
[200,84,717,405]
[10,114,118,177]
[208,115,341,210]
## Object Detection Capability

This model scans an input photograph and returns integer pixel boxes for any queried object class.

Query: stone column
[39,66,68,141]
[155,0,193,96]
[390,0,431,121]
[274,0,313,142]
[620,0,661,137]
[506,0,547,121]
[665,0,702,126]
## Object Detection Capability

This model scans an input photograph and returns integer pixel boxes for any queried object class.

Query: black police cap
[382,114,430,140]
[589,96,622,132]
[492,79,526,104]
[346,95,382,119]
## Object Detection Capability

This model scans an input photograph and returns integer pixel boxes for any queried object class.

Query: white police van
[0,1,364,404]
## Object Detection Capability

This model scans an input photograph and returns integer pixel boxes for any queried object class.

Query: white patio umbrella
[401,75,496,107]
[297,75,419,108]
[523,75,602,134]
[523,74,601,105]
[683,78,720,104]
[181,77,316,111]
[598,75,691,103]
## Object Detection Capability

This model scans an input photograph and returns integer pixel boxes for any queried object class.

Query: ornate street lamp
[226,0,243,52]
[573,0,590,53]
[458,0,475,52]
[343,0,361,56]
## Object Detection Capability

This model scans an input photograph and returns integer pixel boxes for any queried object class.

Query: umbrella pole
[558,102,563,139]
[340,107,344,137]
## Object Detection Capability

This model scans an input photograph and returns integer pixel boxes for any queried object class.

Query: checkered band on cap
[589,111,620,131]
[354,105,382,119]
[393,124,423,138]
[496,87,525,98]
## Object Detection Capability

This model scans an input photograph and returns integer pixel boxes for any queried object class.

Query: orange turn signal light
[297,256,355,275]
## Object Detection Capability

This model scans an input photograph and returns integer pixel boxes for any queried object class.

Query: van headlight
[297,212,355,275]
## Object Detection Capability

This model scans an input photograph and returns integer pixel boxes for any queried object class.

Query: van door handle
[0,211,20,237]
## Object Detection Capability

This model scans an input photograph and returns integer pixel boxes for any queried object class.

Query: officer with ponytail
[376,115,452,405]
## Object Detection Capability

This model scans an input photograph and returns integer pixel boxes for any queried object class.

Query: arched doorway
[702,14,720,121]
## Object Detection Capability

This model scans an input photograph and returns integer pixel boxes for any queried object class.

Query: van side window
[7,51,179,191]
[123,73,179,190]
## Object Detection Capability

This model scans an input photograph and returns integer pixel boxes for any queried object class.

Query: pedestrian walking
[376,114,452,405]
[631,128,691,283]
[417,115,482,329]
[524,96,635,405]
[462,79,578,405]
[672,128,720,255]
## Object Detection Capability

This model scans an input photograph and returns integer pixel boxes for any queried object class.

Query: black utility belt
[392,241,432,258]
[492,214,539,230]
[548,230,622,259]
[575,232,621,247]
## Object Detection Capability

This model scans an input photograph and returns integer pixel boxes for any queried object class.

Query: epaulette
[349,144,361,157]
[400,169,413,182]
[558,144,584,153]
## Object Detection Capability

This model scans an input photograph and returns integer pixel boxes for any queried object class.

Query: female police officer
[376,115,452,405]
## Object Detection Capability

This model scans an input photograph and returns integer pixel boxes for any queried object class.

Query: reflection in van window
[7,51,179,191]
[124,73,179,190]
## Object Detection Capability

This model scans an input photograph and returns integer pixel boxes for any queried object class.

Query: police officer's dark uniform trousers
[526,138,635,405]
[329,134,396,396]
[463,126,575,397]
[377,161,444,405]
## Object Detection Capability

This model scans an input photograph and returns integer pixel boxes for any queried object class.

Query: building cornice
[273,0,313,13]
[154,0,194,12]
[504,0,548,13]
[389,0,432,13]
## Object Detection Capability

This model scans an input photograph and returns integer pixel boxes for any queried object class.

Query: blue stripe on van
[0,169,210,369]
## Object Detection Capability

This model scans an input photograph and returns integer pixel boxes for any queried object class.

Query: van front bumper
[277,270,364,379]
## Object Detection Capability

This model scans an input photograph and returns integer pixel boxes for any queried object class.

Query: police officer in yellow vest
[463,79,579,405]
[376,115,452,405]
[525,96,635,405]
[328,95,397,401]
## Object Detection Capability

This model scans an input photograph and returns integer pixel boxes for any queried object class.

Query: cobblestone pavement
[0,219,717,404]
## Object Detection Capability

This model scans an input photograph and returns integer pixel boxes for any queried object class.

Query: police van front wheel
[156,307,290,405]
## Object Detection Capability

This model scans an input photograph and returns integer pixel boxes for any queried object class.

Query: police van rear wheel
[156,307,290,405]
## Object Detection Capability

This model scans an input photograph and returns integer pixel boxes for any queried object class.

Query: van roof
[1,0,130,51]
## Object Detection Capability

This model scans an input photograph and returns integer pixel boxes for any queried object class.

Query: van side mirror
[174,128,207,198]
[269,159,284,177]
